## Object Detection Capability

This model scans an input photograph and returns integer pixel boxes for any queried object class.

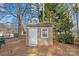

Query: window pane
[41,28,48,38]
[42,29,47,31]
[42,32,47,37]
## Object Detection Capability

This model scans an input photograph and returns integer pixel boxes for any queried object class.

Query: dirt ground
[0,38,79,56]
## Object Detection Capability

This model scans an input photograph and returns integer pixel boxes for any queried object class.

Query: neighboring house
[0,23,8,37]
[26,18,53,46]
[0,23,15,38]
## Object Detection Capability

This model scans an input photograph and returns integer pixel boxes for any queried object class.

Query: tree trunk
[30,4,32,23]
[49,11,52,23]
[17,3,22,38]
[76,12,78,35]
[43,4,45,23]
[76,4,79,35]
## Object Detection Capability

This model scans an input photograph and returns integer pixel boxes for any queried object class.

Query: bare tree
[17,3,22,37]
[0,3,28,38]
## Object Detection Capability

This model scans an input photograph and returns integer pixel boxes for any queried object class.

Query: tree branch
[0,15,6,21]
[6,9,17,17]
[0,7,17,17]
[22,3,27,16]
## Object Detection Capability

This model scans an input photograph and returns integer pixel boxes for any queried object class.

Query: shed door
[28,28,37,46]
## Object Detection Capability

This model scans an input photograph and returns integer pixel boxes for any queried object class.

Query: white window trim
[41,28,48,38]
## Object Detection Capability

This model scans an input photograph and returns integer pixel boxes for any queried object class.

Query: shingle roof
[26,23,52,27]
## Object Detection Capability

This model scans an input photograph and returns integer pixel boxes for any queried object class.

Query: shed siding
[26,27,53,46]
[38,27,53,46]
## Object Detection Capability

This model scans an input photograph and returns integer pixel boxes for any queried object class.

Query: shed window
[41,28,48,38]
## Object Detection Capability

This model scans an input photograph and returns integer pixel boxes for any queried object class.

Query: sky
[0,3,79,26]
[0,3,38,25]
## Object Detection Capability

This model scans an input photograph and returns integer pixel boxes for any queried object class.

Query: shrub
[58,32,74,44]
[13,33,19,38]
[0,38,5,49]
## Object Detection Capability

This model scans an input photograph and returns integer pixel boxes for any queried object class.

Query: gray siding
[26,27,53,46]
